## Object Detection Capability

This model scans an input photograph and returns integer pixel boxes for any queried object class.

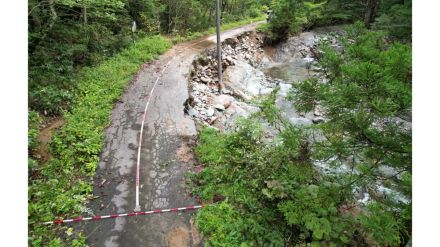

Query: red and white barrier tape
[43,205,203,225]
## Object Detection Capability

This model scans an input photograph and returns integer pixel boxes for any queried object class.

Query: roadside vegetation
[28,36,170,246]
[190,1,412,246]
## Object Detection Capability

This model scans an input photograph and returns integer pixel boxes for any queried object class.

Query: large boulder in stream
[213,94,235,109]
[275,83,314,127]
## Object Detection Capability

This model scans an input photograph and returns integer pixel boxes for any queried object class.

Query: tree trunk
[30,9,42,31]
[82,6,88,25]
[209,8,213,22]
[364,0,378,28]
[230,0,236,14]
[35,0,57,47]
[222,0,227,13]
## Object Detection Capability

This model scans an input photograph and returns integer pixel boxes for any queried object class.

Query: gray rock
[312,117,325,124]
[213,104,225,111]
[194,83,209,91]
[304,56,314,63]
[213,94,234,109]
[222,61,272,97]
[288,117,313,126]
[206,107,215,117]
[222,89,233,95]
[377,165,399,178]
[313,110,322,117]
[278,83,292,97]
[200,77,211,83]
[187,107,198,118]
[225,56,235,65]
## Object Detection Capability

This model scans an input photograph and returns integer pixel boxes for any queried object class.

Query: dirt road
[81,22,263,247]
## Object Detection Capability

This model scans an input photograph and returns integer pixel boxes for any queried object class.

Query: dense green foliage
[191,22,411,246]
[28,111,42,154]
[28,36,170,246]
[265,0,412,41]
[28,111,42,172]
[375,1,412,40]
[291,21,412,243]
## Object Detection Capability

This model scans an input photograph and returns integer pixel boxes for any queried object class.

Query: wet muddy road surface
[79,22,263,247]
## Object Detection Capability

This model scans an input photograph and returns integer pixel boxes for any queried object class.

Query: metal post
[132,21,137,46]
[215,0,224,92]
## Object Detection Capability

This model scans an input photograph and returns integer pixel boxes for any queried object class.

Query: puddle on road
[192,40,215,49]
[165,226,190,247]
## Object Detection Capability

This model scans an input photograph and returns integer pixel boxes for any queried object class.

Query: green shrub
[28,110,42,153]
[359,203,402,246]
[288,78,320,113]
[375,2,412,40]
[29,85,73,116]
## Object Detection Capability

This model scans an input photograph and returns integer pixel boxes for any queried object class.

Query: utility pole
[132,21,137,46]
[216,0,224,92]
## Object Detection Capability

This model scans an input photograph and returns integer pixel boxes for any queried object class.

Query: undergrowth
[28,36,170,246]
[28,111,42,172]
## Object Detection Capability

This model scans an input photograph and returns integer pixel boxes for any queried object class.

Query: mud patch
[36,118,64,163]
[190,218,202,246]
[176,142,194,163]
[165,226,190,247]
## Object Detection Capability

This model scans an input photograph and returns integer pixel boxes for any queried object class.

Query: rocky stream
[184,26,410,207]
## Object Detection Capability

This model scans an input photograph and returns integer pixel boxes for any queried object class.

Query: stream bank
[186,25,410,209]
[185,27,343,131]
